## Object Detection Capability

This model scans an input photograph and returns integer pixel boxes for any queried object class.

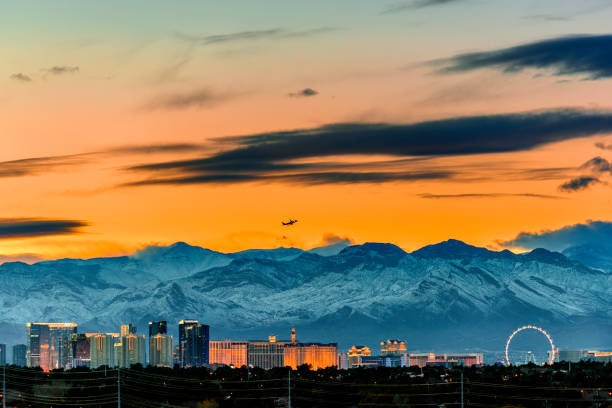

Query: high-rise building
[90,334,115,368]
[178,320,209,367]
[148,320,169,366]
[12,344,27,367]
[70,334,91,368]
[347,345,371,368]
[0,344,6,365]
[116,334,147,368]
[150,334,174,367]
[209,340,248,367]
[149,321,167,337]
[26,322,77,370]
[121,323,137,337]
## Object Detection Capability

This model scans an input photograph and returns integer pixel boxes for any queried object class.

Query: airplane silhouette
[282,219,298,226]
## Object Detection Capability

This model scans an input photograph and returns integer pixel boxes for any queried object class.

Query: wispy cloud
[595,142,612,150]
[143,88,236,110]
[0,143,206,179]
[419,193,564,199]
[10,73,32,82]
[160,27,336,81]
[0,218,88,239]
[434,34,612,80]
[174,27,336,45]
[0,155,87,178]
[288,88,319,98]
[382,0,464,14]
[45,66,79,75]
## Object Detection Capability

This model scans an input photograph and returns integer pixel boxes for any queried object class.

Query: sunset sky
[2,0,612,261]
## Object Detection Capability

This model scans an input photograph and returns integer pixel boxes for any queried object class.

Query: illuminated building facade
[247,335,292,369]
[89,334,116,368]
[347,345,371,368]
[178,320,210,367]
[26,322,77,370]
[150,334,174,367]
[209,340,248,367]
[116,333,147,368]
[13,344,27,367]
[409,353,435,368]
[284,343,338,369]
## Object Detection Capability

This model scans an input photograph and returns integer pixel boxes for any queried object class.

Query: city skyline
[2,1,612,261]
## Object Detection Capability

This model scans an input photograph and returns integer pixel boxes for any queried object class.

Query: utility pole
[460,370,464,408]
[288,369,291,408]
[117,368,121,408]
[3,365,6,408]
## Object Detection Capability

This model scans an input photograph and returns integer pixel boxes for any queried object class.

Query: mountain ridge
[0,239,609,352]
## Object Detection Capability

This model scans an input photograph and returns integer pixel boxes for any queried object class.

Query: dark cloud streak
[558,176,600,192]
[436,34,612,80]
[288,88,319,98]
[124,108,612,187]
[0,218,88,239]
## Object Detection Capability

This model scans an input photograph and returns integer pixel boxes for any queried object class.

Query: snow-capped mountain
[0,240,610,351]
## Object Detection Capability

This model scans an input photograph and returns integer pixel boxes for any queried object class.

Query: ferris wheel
[505,325,556,366]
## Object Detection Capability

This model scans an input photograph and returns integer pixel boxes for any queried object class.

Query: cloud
[382,0,464,14]
[45,66,79,75]
[288,88,319,98]
[10,73,32,82]
[174,27,336,46]
[435,34,612,80]
[160,27,336,81]
[123,108,612,186]
[143,89,235,110]
[0,155,87,178]
[319,233,354,247]
[580,156,612,173]
[502,220,612,252]
[0,218,88,239]
[595,142,612,150]
[558,176,600,192]
[419,193,564,199]
[309,233,354,256]
[0,143,206,179]
[558,156,611,192]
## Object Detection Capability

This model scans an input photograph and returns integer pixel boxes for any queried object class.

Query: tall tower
[121,324,137,337]
[148,321,167,337]
[291,328,296,344]
[178,320,209,367]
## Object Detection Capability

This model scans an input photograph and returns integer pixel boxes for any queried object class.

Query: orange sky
[1,1,612,260]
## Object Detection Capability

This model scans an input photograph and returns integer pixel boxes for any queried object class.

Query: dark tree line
[1,361,611,407]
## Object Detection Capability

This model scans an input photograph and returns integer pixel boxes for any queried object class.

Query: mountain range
[0,239,610,356]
